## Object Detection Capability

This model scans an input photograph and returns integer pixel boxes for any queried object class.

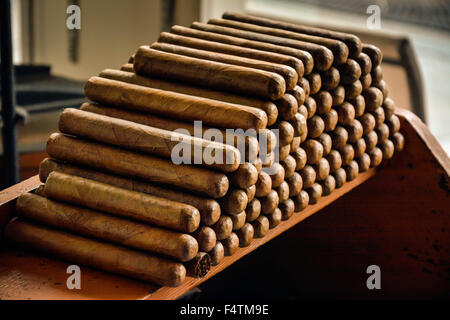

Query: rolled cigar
[276,120,295,146]
[276,94,298,121]
[209,242,224,266]
[219,189,248,216]
[345,160,359,181]
[346,119,363,143]
[246,198,261,222]
[357,153,371,172]
[44,172,200,233]
[255,171,272,197]
[300,165,316,189]
[371,65,383,85]
[344,80,363,101]
[340,144,355,166]
[222,11,362,58]
[245,185,256,202]
[280,155,296,178]
[229,211,247,231]
[253,157,263,173]
[237,223,254,247]
[289,113,307,137]
[286,172,303,197]
[151,42,298,91]
[364,131,379,151]
[320,67,340,90]
[359,113,376,135]
[331,86,345,106]
[362,87,383,112]
[313,158,331,181]
[275,180,290,202]
[320,175,336,196]
[290,136,301,152]
[352,95,366,117]
[372,107,386,128]
[331,126,349,149]
[360,73,372,90]
[252,215,270,237]
[333,168,347,188]
[288,85,306,107]
[386,115,401,135]
[314,90,332,114]
[212,215,233,240]
[269,162,285,188]
[353,138,367,158]
[375,80,389,100]
[392,132,405,152]
[380,139,395,160]
[338,59,362,84]
[193,226,217,252]
[266,208,282,229]
[326,149,343,172]
[17,193,199,262]
[121,63,134,72]
[47,133,229,199]
[362,44,382,67]
[279,199,295,221]
[355,52,372,75]
[299,77,311,97]
[318,133,332,156]
[59,108,240,173]
[262,151,276,168]
[100,69,279,126]
[376,123,390,144]
[307,73,322,95]
[221,232,239,256]
[299,127,308,143]
[85,77,267,130]
[304,96,316,119]
[382,98,395,120]
[292,147,307,171]
[304,139,323,165]
[134,47,285,100]
[39,158,220,226]
[259,129,278,153]
[336,102,356,126]
[192,22,334,71]
[186,252,211,278]
[34,184,45,196]
[229,163,258,189]
[369,147,383,167]
[322,109,338,132]
[260,190,280,214]
[307,183,323,204]
[5,219,186,287]
[294,190,309,212]
[307,115,325,138]
[165,27,312,75]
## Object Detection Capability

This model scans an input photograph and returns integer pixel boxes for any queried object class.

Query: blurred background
[1,0,449,188]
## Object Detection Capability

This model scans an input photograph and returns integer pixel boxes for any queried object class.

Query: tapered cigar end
[181,207,201,233]
[186,252,211,278]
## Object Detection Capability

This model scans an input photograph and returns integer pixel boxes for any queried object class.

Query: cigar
[300,165,316,189]
[355,52,372,75]
[99,69,279,126]
[336,102,356,126]
[268,162,285,188]
[17,193,199,262]
[255,171,272,197]
[371,65,383,85]
[307,115,325,138]
[5,219,186,287]
[326,149,343,172]
[276,120,295,146]
[289,113,307,137]
[338,59,362,84]
[237,223,254,247]
[260,190,280,214]
[292,147,307,171]
[318,133,332,156]
[375,80,389,100]
[288,85,306,107]
[340,144,355,166]
[307,183,323,204]
[362,87,383,112]
[331,86,345,106]
[376,123,390,144]
[321,109,338,132]
[380,140,395,160]
[299,77,311,98]
[166,26,313,75]
[356,153,371,172]
[332,168,347,188]
[229,163,258,189]
[134,47,285,100]
[208,242,224,266]
[259,129,278,153]
[219,189,248,215]
[345,160,359,181]
[150,42,299,91]
[39,158,221,226]
[44,172,200,233]
[47,133,229,199]
[372,107,385,128]
[353,138,367,158]
[275,180,290,202]
[252,215,270,237]
[346,119,363,143]
[229,211,247,230]
[331,126,349,149]
[245,185,256,202]
[192,22,334,71]
[344,80,363,101]
[245,198,261,222]
[277,199,294,221]
[286,172,303,197]
[313,158,331,181]
[304,139,323,165]
[193,226,217,252]
[121,63,134,72]
[386,115,401,135]
[364,131,379,151]
[59,108,240,173]
[307,73,322,95]
[253,157,263,173]
[212,216,233,240]
[276,94,298,121]
[362,44,382,67]
[298,105,308,119]
[266,208,282,229]
[320,67,340,90]
[352,95,366,117]
[304,96,316,119]
[369,147,383,167]
[85,76,267,130]
[290,136,301,152]
[186,252,211,278]
[294,190,309,212]
[382,98,395,120]
[360,73,372,90]
[320,175,336,196]
[280,155,296,178]
[314,90,332,114]
[222,12,362,58]
[221,232,239,256]
[392,132,405,152]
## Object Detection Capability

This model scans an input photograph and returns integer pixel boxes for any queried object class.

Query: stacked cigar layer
[4,12,405,287]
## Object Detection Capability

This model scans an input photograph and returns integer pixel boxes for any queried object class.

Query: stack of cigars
[4,12,406,288]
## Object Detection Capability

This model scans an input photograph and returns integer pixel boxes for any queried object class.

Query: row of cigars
[3,12,405,288]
